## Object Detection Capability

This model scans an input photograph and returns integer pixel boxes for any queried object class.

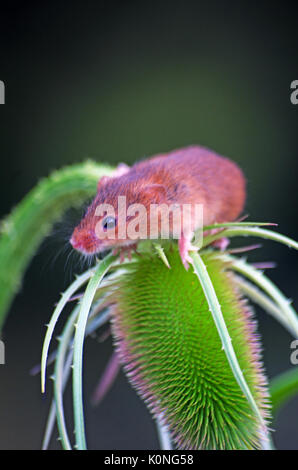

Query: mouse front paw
[112,243,138,263]
[178,235,198,270]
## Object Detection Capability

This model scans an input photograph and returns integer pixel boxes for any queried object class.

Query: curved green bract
[190,251,266,429]
[53,305,79,450]
[41,268,94,394]
[202,225,298,250]
[109,248,271,450]
[0,161,114,331]
[72,253,117,450]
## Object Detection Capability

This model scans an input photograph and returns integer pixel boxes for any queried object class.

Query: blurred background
[0,0,297,450]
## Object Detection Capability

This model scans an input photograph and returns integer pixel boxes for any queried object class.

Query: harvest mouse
[70,146,246,269]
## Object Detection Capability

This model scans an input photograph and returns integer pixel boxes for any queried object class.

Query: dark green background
[0,1,297,449]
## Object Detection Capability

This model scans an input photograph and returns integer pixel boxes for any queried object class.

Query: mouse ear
[97,164,130,191]
[114,162,130,177]
[142,184,167,203]
[97,175,111,191]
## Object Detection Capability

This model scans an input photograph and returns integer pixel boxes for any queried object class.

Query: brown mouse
[70,145,246,269]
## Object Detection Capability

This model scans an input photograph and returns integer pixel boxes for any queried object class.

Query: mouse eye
[102,216,117,231]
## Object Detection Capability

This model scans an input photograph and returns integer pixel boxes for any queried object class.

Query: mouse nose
[70,227,99,254]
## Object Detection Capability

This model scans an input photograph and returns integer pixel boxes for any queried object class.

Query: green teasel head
[107,247,271,450]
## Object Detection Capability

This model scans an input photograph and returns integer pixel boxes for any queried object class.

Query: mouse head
[70,174,167,255]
